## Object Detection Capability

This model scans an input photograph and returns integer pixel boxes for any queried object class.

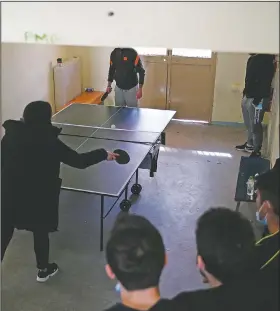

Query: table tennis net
[54,123,162,145]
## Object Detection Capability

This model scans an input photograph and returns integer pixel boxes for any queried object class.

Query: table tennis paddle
[114,149,130,165]
[101,91,109,102]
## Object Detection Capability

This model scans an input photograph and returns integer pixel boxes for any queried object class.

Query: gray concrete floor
[1,122,263,311]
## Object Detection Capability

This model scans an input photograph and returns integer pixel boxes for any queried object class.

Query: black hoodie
[108,48,145,90]
[243,54,276,100]
[1,120,107,232]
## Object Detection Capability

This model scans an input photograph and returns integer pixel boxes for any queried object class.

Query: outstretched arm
[57,139,108,169]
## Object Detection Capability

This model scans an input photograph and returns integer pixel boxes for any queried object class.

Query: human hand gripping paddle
[101,91,109,102]
[113,149,130,165]
[107,152,119,161]
[107,150,130,164]
[101,85,113,102]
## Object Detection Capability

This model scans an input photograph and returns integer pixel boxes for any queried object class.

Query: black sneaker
[37,263,59,282]
[249,151,261,158]
[235,143,253,152]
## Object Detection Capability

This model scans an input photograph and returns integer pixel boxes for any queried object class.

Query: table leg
[125,186,128,200]
[135,169,139,184]
[150,148,159,177]
[161,132,166,145]
[236,201,241,212]
[100,195,104,251]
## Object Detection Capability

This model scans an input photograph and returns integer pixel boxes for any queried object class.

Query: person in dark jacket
[106,48,145,107]
[172,208,278,311]
[236,54,276,157]
[1,101,118,282]
[254,163,279,287]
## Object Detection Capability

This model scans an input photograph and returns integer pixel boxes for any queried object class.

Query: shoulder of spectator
[102,304,123,311]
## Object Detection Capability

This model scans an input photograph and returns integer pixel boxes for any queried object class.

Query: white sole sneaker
[245,147,254,153]
[36,267,59,283]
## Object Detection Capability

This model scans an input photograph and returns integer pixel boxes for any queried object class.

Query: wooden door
[139,55,168,110]
[168,53,216,121]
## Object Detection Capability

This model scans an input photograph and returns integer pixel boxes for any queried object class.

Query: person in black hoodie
[236,54,276,157]
[1,101,118,282]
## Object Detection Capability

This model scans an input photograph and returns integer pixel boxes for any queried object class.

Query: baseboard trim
[211,121,245,128]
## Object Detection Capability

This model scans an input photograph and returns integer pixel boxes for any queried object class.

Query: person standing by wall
[106,48,145,107]
[236,54,276,157]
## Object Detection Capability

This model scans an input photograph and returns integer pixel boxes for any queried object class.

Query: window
[172,48,212,58]
[134,47,167,56]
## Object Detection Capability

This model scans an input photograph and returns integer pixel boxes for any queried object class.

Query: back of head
[255,169,279,216]
[196,207,256,284]
[23,101,52,126]
[106,214,165,291]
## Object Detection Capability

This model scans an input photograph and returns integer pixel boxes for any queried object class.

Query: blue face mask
[256,211,267,226]
[115,283,121,293]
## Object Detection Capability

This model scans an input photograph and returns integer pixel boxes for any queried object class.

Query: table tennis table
[52,104,175,250]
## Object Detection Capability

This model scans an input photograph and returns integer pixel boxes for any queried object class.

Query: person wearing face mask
[1,101,118,282]
[172,207,278,311]
[254,167,279,282]
[235,54,276,157]
[104,213,171,311]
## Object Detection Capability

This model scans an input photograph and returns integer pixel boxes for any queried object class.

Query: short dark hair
[106,214,165,291]
[196,207,256,284]
[256,170,279,216]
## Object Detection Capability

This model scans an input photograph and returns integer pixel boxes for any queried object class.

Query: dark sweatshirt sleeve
[135,53,145,86]
[108,51,116,83]
[1,135,8,169]
[57,139,108,169]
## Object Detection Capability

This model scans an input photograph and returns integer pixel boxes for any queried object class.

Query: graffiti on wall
[24,32,58,44]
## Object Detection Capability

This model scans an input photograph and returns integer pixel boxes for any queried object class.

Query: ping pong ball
[111,124,116,129]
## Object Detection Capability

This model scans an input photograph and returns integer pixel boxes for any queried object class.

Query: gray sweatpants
[241,96,269,152]
[115,85,138,107]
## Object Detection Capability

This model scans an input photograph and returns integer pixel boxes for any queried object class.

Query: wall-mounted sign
[24,32,58,44]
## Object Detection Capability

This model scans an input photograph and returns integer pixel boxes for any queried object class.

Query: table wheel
[120,199,131,212]
[131,184,142,195]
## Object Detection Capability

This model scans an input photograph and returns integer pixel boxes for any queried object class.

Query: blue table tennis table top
[52,104,176,197]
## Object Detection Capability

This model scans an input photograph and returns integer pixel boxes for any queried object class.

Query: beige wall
[87,47,115,106]
[62,46,91,90]
[63,46,115,106]
[0,44,116,126]
[1,43,68,122]
[267,67,279,166]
